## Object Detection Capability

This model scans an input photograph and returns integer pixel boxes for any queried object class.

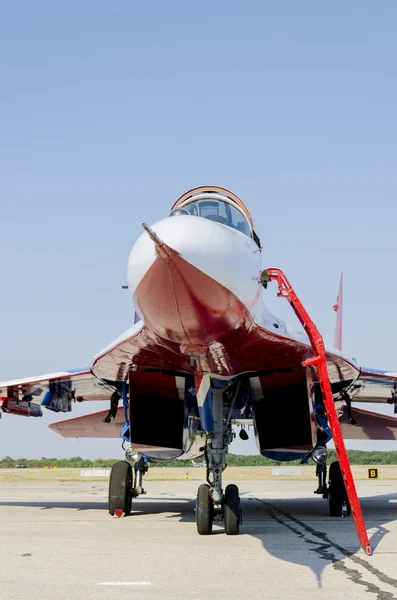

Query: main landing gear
[196,384,242,535]
[328,461,351,517]
[108,453,148,517]
[314,459,351,517]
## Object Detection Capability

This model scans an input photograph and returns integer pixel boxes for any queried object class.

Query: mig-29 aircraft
[1,186,397,554]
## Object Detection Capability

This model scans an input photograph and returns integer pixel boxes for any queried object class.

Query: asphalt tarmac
[0,479,396,600]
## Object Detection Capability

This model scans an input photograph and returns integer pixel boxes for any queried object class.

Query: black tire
[328,461,351,517]
[108,461,133,516]
[224,484,241,535]
[196,484,213,535]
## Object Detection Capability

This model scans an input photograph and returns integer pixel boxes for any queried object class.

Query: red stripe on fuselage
[132,250,310,378]
[134,250,249,346]
[93,249,358,384]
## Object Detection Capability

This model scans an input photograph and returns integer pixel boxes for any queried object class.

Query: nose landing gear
[195,383,242,535]
[196,482,242,535]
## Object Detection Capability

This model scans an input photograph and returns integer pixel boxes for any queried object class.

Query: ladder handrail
[266,267,371,556]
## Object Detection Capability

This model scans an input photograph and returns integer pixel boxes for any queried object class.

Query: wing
[349,367,397,405]
[49,407,125,437]
[338,366,397,441]
[0,368,114,417]
[339,405,397,441]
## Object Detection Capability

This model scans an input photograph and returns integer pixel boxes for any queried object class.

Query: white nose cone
[128,215,261,308]
[127,216,262,344]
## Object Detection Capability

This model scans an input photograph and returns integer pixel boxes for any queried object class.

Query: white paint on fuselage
[91,213,358,380]
[126,214,358,371]
[127,215,262,315]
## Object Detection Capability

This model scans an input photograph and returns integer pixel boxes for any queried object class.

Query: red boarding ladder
[266,267,371,556]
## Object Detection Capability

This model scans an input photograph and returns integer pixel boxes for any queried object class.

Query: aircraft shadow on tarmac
[0,491,397,592]
[239,492,397,589]
[2,489,397,589]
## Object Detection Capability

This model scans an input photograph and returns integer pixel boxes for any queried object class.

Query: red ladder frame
[266,268,371,555]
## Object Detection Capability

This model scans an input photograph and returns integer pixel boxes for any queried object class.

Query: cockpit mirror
[169,208,190,217]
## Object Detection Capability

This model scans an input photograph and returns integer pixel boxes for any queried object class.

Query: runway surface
[0,479,396,599]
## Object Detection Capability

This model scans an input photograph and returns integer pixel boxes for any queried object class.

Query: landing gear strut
[132,454,148,497]
[314,462,328,497]
[196,383,242,535]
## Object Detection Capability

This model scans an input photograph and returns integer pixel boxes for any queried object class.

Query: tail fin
[333,272,343,351]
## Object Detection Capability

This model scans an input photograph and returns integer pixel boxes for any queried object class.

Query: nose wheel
[196,484,214,535]
[196,483,241,535]
[224,484,241,535]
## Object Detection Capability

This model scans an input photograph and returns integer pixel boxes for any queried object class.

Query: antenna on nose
[142,223,162,245]
[142,223,176,260]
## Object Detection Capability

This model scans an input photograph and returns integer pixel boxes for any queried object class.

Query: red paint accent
[0,397,42,417]
[180,344,209,356]
[133,249,316,379]
[133,247,249,347]
[267,267,371,555]
[94,254,357,385]
[114,509,123,518]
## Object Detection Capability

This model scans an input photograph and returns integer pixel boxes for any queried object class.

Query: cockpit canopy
[169,187,257,241]
[170,196,251,237]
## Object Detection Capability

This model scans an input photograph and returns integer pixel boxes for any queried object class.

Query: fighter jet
[1,186,396,551]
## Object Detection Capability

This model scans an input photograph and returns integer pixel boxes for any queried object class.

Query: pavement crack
[254,497,397,599]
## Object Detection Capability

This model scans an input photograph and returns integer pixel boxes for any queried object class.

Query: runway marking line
[97,582,151,586]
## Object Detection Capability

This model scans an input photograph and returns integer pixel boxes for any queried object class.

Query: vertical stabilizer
[333,272,343,351]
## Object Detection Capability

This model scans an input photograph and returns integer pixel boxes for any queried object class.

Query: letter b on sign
[368,468,378,479]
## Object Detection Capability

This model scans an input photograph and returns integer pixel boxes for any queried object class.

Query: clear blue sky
[1,1,396,458]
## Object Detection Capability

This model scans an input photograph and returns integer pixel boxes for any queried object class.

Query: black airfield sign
[368,468,378,479]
